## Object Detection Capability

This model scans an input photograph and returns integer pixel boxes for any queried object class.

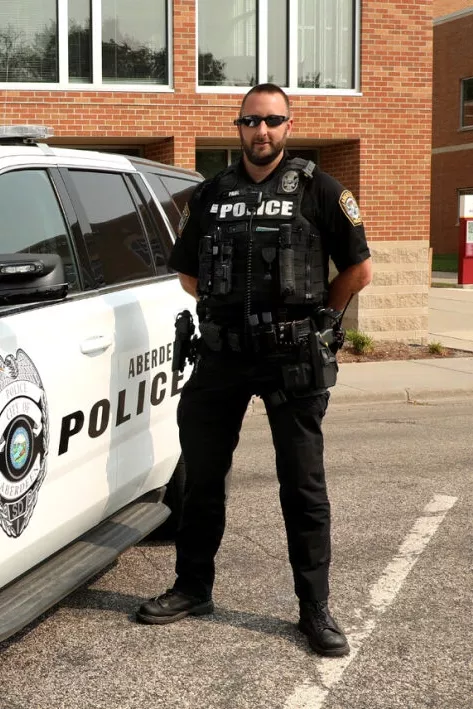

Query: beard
[241,133,287,166]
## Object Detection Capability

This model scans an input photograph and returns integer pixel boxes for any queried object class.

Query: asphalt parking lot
[1,397,472,709]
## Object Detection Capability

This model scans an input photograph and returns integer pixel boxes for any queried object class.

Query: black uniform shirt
[168,154,370,283]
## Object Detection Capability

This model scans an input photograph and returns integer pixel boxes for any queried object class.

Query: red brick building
[432,1,473,256]
[0,0,434,341]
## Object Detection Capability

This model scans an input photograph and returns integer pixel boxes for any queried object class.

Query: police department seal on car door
[0,349,48,538]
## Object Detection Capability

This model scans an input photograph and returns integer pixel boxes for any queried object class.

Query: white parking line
[284,494,458,709]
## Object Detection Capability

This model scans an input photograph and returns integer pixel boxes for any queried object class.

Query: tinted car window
[144,171,182,236]
[127,175,169,276]
[68,170,155,287]
[159,175,199,214]
[0,169,79,289]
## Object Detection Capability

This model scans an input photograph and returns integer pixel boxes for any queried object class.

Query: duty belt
[199,312,341,391]
[199,316,314,355]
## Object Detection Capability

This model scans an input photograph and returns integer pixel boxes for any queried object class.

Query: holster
[172,310,198,372]
[308,331,338,388]
[281,361,313,392]
[280,321,339,393]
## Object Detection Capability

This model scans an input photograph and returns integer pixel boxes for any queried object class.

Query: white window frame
[196,0,361,96]
[0,0,173,92]
[457,189,473,226]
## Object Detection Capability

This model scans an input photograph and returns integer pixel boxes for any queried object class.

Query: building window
[0,0,170,89]
[197,0,358,92]
[0,0,58,82]
[199,0,256,87]
[102,0,168,84]
[196,149,242,178]
[269,0,288,87]
[196,147,319,179]
[69,0,91,83]
[461,78,473,128]
[457,189,473,225]
[298,0,354,89]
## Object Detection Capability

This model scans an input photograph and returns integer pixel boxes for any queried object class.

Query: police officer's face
[238,92,293,167]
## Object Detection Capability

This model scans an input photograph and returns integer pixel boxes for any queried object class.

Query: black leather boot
[298,601,350,657]
[136,589,214,625]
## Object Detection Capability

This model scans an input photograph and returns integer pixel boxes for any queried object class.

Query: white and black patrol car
[0,126,201,642]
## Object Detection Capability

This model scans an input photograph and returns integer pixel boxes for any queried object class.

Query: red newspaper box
[458,195,473,285]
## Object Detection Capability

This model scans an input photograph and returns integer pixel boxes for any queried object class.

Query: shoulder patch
[339,190,363,226]
[177,203,190,237]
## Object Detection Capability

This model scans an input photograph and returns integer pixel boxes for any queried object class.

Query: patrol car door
[61,168,193,513]
[0,166,116,590]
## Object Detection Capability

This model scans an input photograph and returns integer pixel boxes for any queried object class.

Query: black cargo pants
[173,349,331,603]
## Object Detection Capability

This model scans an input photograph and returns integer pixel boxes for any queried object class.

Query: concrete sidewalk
[249,284,473,410]
[332,282,473,403]
[431,271,459,287]
[333,357,473,403]
[429,279,473,352]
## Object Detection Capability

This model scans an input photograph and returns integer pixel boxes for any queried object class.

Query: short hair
[239,83,290,116]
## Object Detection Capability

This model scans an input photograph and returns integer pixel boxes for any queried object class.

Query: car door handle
[80,336,113,355]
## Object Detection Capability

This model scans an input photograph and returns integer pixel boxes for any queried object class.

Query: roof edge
[434,6,473,25]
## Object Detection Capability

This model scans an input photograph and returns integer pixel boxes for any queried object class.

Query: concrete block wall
[343,242,430,343]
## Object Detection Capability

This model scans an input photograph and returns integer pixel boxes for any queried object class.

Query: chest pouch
[197,227,234,296]
[278,223,296,297]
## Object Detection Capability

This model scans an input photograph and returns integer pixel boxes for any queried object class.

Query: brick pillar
[144,136,196,169]
[320,142,361,198]
[320,141,430,341]
[145,139,175,164]
[172,0,197,170]
[171,136,196,170]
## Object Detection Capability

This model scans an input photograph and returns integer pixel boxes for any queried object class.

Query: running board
[0,490,170,643]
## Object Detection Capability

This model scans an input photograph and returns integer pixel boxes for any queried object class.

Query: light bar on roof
[0,125,54,140]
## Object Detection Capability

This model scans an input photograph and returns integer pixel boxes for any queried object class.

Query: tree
[198,51,226,85]
[298,71,336,89]
[0,25,33,81]
[0,21,57,82]
[68,21,91,81]
[102,38,167,83]
[32,20,58,81]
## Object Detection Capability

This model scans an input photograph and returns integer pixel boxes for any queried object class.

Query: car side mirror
[0,253,68,305]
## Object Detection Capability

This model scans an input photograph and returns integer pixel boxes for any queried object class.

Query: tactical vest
[196,158,326,323]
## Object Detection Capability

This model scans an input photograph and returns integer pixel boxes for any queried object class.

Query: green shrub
[345,329,375,355]
[432,253,457,273]
[427,341,444,355]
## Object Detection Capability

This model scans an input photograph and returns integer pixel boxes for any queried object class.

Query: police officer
[137,84,372,658]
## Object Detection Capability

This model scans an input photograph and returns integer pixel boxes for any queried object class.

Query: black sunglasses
[233,114,289,128]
